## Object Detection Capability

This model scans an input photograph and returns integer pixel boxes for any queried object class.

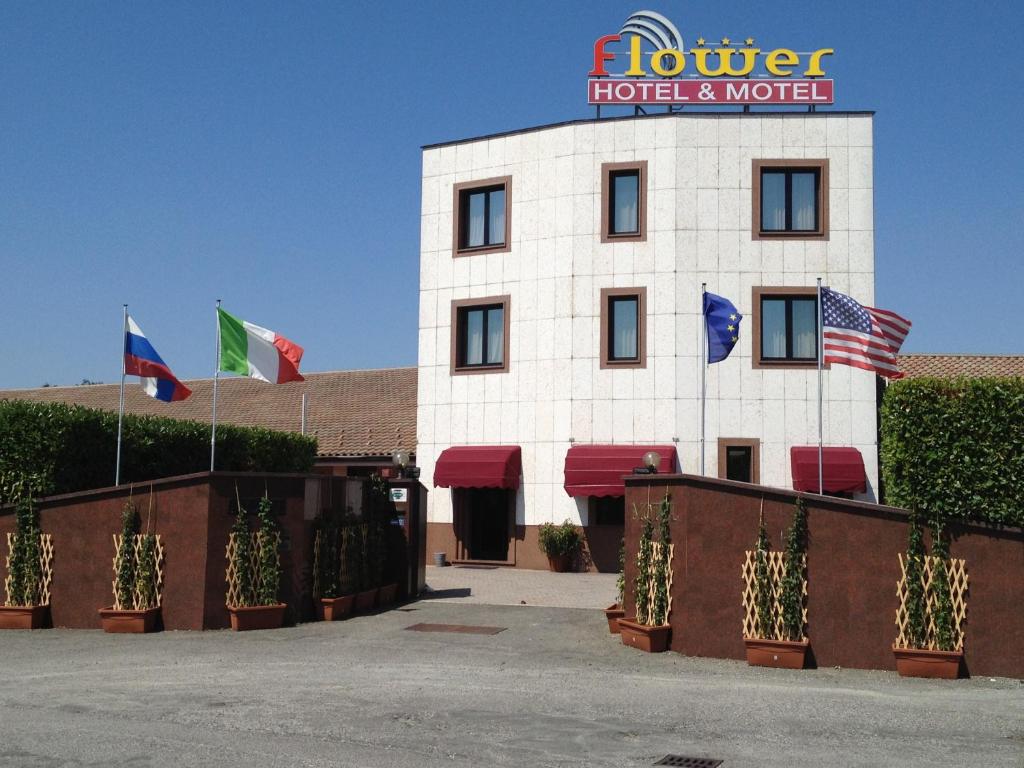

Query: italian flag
[217,307,305,383]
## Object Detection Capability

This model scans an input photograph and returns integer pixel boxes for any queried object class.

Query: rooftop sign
[588,10,834,106]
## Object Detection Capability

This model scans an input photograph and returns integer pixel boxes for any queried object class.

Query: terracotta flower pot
[0,604,49,630]
[604,603,625,634]
[892,646,963,679]
[744,637,809,669]
[316,595,354,622]
[377,583,398,606]
[227,603,286,631]
[354,588,378,612]
[618,618,671,653]
[546,553,573,572]
[99,606,160,634]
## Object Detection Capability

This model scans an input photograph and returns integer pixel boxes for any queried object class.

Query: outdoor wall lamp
[392,449,410,478]
[633,450,661,475]
[643,450,661,472]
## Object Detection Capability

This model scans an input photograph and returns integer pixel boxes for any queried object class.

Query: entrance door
[455,488,511,562]
[586,496,625,573]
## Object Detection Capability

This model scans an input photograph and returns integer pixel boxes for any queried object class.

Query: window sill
[454,242,510,257]
[600,359,645,370]
[752,230,829,241]
[753,359,829,370]
[601,231,645,244]
[452,364,508,376]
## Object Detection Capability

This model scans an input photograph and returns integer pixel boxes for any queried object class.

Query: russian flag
[125,316,192,402]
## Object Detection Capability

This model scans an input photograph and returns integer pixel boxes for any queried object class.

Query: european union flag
[703,292,742,363]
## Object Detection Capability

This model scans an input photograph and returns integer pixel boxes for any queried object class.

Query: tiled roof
[898,354,1024,379]
[0,368,417,458]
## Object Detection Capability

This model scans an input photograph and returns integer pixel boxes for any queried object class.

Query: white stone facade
[417,112,877,529]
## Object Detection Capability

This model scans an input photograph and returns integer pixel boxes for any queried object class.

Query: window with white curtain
[609,296,639,361]
[754,161,827,238]
[456,302,506,370]
[460,186,505,248]
[610,170,639,235]
[455,179,509,253]
[759,295,818,362]
[760,168,819,232]
[601,287,646,369]
[602,161,647,242]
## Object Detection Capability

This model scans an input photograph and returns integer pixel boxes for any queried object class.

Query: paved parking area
[1,601,1020,768]
[424,564,618,608]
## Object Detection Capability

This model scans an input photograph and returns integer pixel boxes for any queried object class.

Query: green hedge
[0,399,317,499]
[880,377,1024,527]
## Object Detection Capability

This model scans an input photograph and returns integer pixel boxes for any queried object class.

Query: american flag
[821,287,911,379]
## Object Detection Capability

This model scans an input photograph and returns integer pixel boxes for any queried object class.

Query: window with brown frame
[600,287,647,369]
[453,176,512,256]
[717,438,760,484]
[601,161,647,243]
[450,295,511,375]
[752,159,829,240]
[751,286,822,370]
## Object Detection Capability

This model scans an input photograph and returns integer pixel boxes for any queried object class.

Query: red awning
[563,445,678,498]
[790,447,867,494]
[433,446,522,490]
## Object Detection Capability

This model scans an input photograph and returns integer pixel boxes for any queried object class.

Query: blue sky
[1,1,1021,389]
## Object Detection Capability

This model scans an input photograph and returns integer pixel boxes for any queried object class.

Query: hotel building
[416,111,878,570]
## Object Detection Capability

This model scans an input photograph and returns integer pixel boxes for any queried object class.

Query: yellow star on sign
[721,37,731,46]
[745,37,755,47]
[696,37,706,47]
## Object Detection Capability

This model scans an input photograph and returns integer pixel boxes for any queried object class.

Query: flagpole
[816,277,824,495]
[115,304,128,486]
[210,299,221,472]
[700,282,707,476]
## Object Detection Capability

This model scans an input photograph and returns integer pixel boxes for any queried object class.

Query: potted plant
[538,519,582,572]
[314,508,354,621]
[98,498,163,633]
[742,498,809,669]
[604,538,626,634]
[619,494,673,653]
[0,475,52,630]
[892,514,967,678]
[225,493,286,631]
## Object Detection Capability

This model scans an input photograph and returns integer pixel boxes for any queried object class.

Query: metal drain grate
[404,623,506,635]
[654,757,723,768]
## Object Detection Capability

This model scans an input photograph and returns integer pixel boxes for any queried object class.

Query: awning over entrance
[790,447,867,494]
[563,444,678,497]
[433,446,522,490]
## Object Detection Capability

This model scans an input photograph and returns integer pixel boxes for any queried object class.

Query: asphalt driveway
[0,601,1020,768]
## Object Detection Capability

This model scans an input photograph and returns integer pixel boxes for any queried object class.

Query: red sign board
[588,78,834,106]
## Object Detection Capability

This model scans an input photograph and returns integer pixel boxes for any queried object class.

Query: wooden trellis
[741,550,808,641]
[4,533,53,607]
[312,526,357,599]
[312,529,323,600]
[225,531,280,608]
[110,534,165,610]
[894,554,968,651]
[636,541,674,626]
[311,528,338,600]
